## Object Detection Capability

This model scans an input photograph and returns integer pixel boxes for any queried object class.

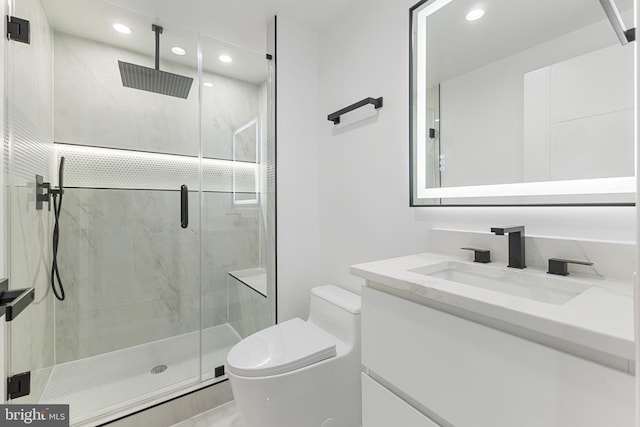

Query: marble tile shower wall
[7,0,55,403]
[53,32,260,159]
[228,275,271,338]
[56,190,199,362]
[57,190,258,362]
[52,32,263,362]
[201,194,260,332]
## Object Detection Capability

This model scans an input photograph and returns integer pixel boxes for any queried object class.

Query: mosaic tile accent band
[55,143,258,193]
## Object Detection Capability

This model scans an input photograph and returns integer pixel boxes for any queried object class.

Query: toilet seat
[227,318,337,377]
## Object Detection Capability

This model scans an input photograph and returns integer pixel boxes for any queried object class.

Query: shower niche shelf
[228,268,267,297]
[0,279,35,322]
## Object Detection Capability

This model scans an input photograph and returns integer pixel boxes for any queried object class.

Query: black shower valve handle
[35,174,52,211]
[43,183,52,212]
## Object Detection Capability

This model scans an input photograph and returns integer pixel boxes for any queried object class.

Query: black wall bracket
[6,16,30,44]
[328,97,383,125]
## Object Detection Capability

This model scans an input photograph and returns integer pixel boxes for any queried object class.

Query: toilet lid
[226,318,337,377]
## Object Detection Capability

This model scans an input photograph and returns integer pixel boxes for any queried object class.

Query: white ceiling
[42,0,358,84]
[45,0,628,86]
[103,0,359,52]
[422,0,635,84]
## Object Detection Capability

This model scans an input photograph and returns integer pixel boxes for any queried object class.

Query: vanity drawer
[362,286,634,427]
[362,373,439,427]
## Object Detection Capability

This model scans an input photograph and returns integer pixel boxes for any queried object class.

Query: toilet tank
[308,285,361,345]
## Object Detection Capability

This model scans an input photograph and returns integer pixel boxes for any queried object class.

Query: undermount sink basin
[409,261,590,305]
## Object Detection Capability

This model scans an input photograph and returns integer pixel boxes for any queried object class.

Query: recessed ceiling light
[113,23,132,34]
[218,54,232,63]
[171,47,186,56]
[466,9,485,21]
[204,82,213,87]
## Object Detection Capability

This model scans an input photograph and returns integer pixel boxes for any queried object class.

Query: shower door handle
[180,185,188,229]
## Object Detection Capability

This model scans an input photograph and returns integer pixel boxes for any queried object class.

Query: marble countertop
[351,252,634,361]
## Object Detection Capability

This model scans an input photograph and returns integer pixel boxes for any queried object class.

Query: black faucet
[490,226,526,269]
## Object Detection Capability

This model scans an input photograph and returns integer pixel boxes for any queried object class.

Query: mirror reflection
[411,0,635,205]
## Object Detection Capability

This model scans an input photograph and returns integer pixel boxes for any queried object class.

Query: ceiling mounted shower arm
[598,0,635,45]
[152,24,163,70]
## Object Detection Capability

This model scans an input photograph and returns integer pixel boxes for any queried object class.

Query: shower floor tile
[171,401,244,427]
[38,323,241,426]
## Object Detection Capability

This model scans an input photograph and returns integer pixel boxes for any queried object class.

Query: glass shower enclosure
[4,0,276,424]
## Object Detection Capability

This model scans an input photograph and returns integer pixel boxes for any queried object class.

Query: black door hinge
[7,16,30,44]
[7,371,31,400]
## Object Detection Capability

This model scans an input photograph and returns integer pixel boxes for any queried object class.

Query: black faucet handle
[491,226,524,235]
[547,258,594,276]
[461,247,491,263]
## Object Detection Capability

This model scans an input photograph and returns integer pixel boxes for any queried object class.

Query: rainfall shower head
[118,24,193,99]
[118,61,193,98]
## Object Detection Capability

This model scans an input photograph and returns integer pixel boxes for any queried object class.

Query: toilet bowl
[226,285,362,427]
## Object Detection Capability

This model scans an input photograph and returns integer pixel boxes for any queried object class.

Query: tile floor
[171,401,245,427]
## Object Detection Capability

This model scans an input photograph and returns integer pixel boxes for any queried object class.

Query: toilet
[226,285,362,427]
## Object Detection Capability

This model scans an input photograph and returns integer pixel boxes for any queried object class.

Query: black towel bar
[328,97,383,124]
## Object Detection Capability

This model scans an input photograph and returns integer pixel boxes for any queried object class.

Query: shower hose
[51,157,65,301]
[51,189,64,301]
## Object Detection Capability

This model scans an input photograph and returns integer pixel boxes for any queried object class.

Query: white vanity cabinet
[361,285,634,427]
[362,373,439,427]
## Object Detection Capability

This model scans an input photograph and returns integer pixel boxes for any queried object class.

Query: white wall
[635,3,640,423]
[311,0,635,312]
[317,0,431,296]
[440,14,634,187]
[276,16,321,321]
